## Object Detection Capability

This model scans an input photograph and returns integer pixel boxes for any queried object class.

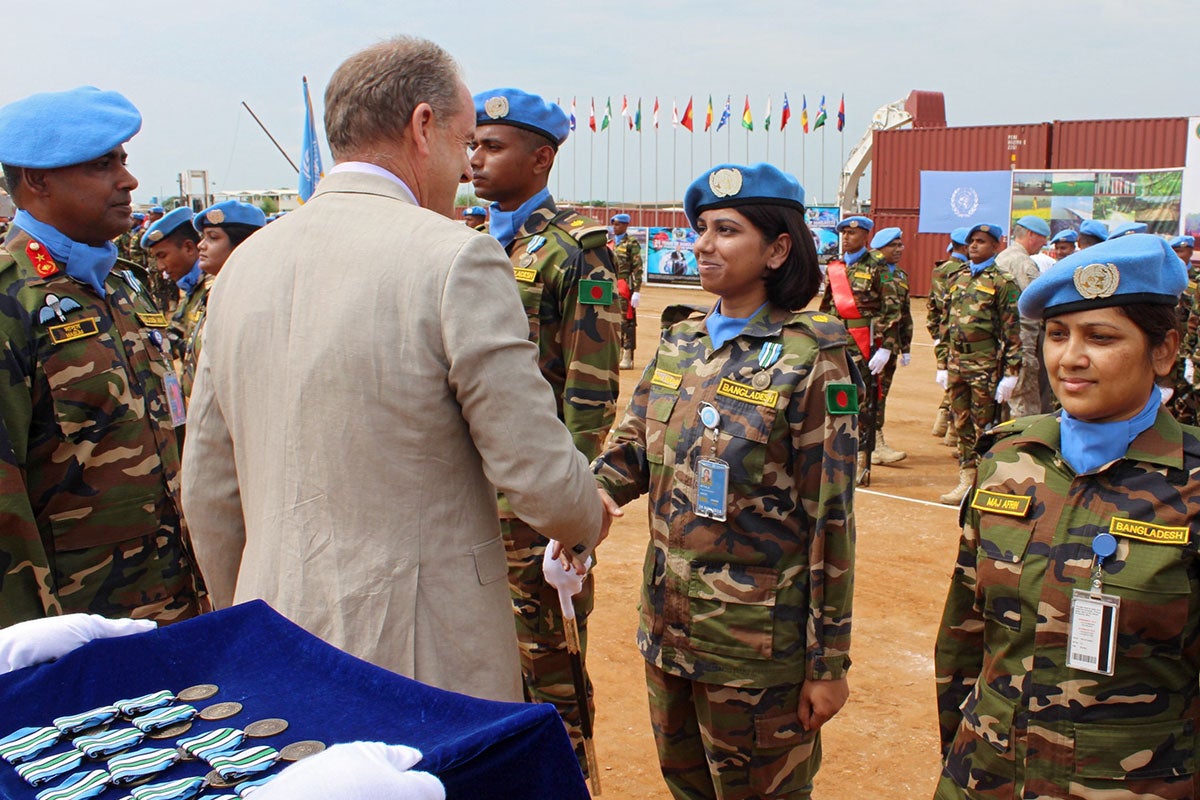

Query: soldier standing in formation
[936,223,1021,505]
[929,228,970,446]
[997,215,1052,417]
[140,206,205,361]
[0,87,204,625]
[869,226,911,465]
[469,87,621,773]
[935,234,1200,799]
[594,162,856,800]
[1077,219,1108,249]
[1172,235,1198,424]
[462,205,487,229]
[609,212,643,369]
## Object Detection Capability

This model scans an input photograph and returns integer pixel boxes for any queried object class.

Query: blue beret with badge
[1048,229,1078,244]
[0,86,142,169]
[683,163,805,228]
[836,215,873,233]
[1015,215,1051,237]
[1017,233,1187,321]
[473,88,570,147]
[463,206,486,218]
[968,222,1004,241]
[1079,219,1109,241]
[1108,221,1148,239]
[870,227,902,248]
[193,200,267,231]
[140,206,194,248]
[1170,235,1195,249]
[610,213,631,224]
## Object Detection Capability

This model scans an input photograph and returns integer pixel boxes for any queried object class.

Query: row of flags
[568,94,846,135]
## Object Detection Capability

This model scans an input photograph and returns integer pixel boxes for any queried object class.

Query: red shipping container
[868,211,948,298]
[1049,117,1188,170]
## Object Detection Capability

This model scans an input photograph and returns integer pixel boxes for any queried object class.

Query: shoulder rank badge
[27,241,58,278]
[38,293,82,324]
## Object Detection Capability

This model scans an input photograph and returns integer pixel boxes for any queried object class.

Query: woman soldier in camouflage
[935,234,1200,800]
[593,163,858,800]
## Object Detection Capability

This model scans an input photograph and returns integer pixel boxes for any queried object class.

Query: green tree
[259,197,279,215]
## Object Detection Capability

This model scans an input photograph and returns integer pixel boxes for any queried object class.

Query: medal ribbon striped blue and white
[208,746,279,781]
[757,341,783,369]
[0,726,62,763]
[234,774,277,795]
[33,769,110,800]
[128,776,206,800]
[16,748,85,786]
[177,727,244,761]
[114,691,176,717]
[108,746,181,785]
[131,705,196,733]
[75,727,145,759]
[53,706,119,735]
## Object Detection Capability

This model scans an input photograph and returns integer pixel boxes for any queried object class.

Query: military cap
[132,212,146,221]
[968,222,1004,242]
[473,88,570,147]
[0,86,142,169]
[950,227,970,245]
[463,206,486,218]
[684,163,805,227]
[1169,235,1195,249]
[194,200,267,231]
[140,206,194,248]
[150,205,165,213]
[836,215,873,232]
[1014,215,1051,237]
[870,227,902,248]
[1108,221,1148,239]
[1017,234,1187,321]
[610,213,631,224]
[1079,219,1109,241]
[1048,229,1078,244]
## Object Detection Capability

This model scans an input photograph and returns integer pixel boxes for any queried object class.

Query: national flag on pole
[653,97,660,129]
[814,95,827,130]
[299,76,323,203]
[763,95,772,132]
[601,97,612,130]
[635,98,642,132]
[621,95,631,129]
[801,95,809,133]
[705,95,714,132]
[589,98,596,132]
[681,97,694,132]
[741,96,753,131]
[569,97,576,131]
[672,99,679,128]
[837,94,845,132]
[780,93,791,131]
[716,96,731,132]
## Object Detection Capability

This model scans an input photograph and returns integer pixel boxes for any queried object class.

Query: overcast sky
[4,0,1196,208]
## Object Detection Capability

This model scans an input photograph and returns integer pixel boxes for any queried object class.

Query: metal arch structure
[837,100,912,214]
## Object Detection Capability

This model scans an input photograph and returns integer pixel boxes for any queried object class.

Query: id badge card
[694,457,729,521]
[163,372,187,427]
[1067,589,1119,676]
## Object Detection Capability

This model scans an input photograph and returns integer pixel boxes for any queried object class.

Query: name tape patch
[716,377,779,408]
[1109,516,1188,546]
[47,317,101,345]
[513,267,538,284]
[137,312,168,328]
[651,368,682,390]
[971,489,1032,518]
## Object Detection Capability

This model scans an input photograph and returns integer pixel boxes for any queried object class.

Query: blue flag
[715,96,731,132]
[299,77,324,203]
[918,170,1013,233]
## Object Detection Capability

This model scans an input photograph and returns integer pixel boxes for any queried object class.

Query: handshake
[551,486,623,574]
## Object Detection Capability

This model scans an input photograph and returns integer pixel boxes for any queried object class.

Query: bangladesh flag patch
[826,383,859,415]
[579,279,614,305]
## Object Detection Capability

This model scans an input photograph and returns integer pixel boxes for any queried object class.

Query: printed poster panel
[1183,117,1200,240]
[645,226,701,287]
[1011,168,1184,238]
[806,205,841,263]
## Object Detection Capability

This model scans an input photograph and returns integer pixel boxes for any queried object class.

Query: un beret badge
[708,168,743,198]
[148,230,164,242]
[1073,263,1120,299]
[207,209,226,224]
[484,96,509,119]
[847,220,860,228]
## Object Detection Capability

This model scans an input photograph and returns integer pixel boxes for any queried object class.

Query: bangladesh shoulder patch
[826,383,858,414]
[579,279,613,305]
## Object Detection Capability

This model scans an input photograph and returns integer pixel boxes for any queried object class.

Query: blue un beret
[150,205,165,214]
[0,86,142,169]
[463,206,486,218]
[683,163,805,228]
[610,213,631,224]
[969,222,1004,242]
[1015,215,1051,237]
[836,215,873,233]
[1048,229,1078,244]
[1170,235,1195,249]
[131,212,146,221]
[194,200,267,231]
[473,89,570,147]
[140,207,194,248]
[870,227,902,248]
[950,227,970,245]
[1108,221,1148,239]
[1079,219,1109,241]
[1017,234,1187,321]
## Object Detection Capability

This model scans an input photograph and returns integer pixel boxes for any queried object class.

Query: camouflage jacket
[181,297,209,401]
[934,410,1200,798]
[997,243,1043,367]
[167,274,211,362]
[611,234,643,294]
[0,227,203,625]
[926,256,969,343]
[880,264,913,355]
[818,249,901,354]
[1182,264,1200,367]
[938,262,1022,376]
[593,304,858,687]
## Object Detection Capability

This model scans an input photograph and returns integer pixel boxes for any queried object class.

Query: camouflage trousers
[645,663,819,800]
[948,366,999,469]
[875,354,898,432]
[619,303,637,351]
[502,518,595,775]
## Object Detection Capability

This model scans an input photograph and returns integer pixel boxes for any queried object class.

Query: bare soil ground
[587,284,960,798]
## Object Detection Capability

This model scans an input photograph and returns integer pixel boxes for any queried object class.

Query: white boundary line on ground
[857,488,957,510]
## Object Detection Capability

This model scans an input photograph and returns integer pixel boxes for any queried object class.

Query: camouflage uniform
[611,233,643,352]
[0,227,205,626]
[180,298,209,401]
[1172,265,1200,425]
[929,256,970,429]
[997,243,1051,417]
[877,262,913,431]
[492,196,620,771]
[935,410,1200,800]
[593,304,857,800]
[167,274,212,363]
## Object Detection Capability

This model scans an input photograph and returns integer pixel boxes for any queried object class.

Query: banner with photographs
[1183,117,1200,240]
[1011,168,1184,238]
[645,226,701,287]
[806,205,841,262]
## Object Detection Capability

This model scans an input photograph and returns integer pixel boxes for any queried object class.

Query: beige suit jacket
[181,170,602,702]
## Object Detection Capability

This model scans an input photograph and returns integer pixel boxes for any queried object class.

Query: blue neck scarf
[969,255,996,277]
[488,187,551,249]
[1060,386,1161,475]
[706,301,765,350]
[14,209,116,297]
[844,247,866,267]
[178,261,203,297]
[951,251,967,261]
[613,232,626,244]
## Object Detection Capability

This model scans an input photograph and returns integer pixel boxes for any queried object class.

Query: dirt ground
[586,284,961,798]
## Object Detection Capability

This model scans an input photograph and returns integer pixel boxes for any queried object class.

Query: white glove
[867,348,891,375]
[935,369,948,390]
[630,291,640,309]
[0,614,156,675]
[542,544,592,621]
[900,353,911,367]
[253,742,444,800]
[932,338,940,347]
[1161,386,1175,404]
[995,375,1018,403]
[1186,359,1195,384]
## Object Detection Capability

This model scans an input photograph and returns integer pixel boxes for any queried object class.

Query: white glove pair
[900,353,911,367]
[995,375,1018,403]
[935,369,948,390]
[630,291,640,309]
[0,614,156,675]
[255,742,444,800]
[867,348,891,375]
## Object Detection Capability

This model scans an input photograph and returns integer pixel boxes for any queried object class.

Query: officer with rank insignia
[462,205,487,229]
[929,228,970,446]
[609,212,643,369]
[936,222,1022,505]
[997,215,1052,418]
[1048,228,1077,260]
[869,226,911,465]
[1077,219,1108,250]
[594,163,856,800]
[141,206,205,362]
[0,87,205,625]
[469,87,620,772]
[935,234,1200,800]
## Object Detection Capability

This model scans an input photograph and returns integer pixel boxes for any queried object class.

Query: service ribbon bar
[129,776,207,800]
[0,726,61,764]
[115,691,176,717]
[178,727,244,761]
[131,705,196,733]
[53,706,119,735]
[108,746,181,785]
[34,769,110,800]
[208,745,279,780]
[16,748,85,786]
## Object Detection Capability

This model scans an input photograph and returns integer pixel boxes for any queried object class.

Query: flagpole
[654,123,660,228]
[782,126,787,170]
[690,125,695,185]
[745,125,749,163]
[821,125,826,204]
[621,113,627,209]
[672,123,677,218]
[606,120,611,216]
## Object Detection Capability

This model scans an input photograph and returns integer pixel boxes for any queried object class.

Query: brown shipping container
[1050,117,1189,170]
[871,211,947,299]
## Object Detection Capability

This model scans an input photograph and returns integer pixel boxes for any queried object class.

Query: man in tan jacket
[181,37,606,703]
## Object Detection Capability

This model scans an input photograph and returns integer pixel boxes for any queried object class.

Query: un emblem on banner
[950,187,979,218]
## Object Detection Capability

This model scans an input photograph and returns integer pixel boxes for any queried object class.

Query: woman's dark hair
[217,223,261,249]
[1114,303,1179,348]
[732,204,821,311]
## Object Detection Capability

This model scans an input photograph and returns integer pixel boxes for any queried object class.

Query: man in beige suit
[181,37,605,703]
